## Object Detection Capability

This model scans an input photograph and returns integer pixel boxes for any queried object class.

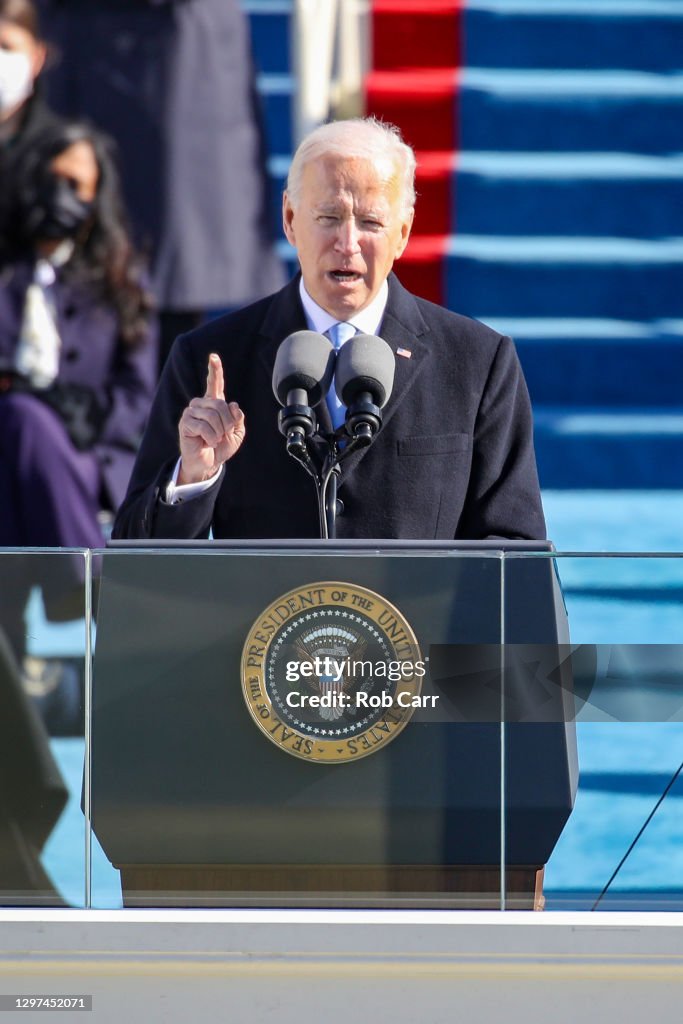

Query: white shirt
[14,240,75,387]
[298,277,388,339]
[165,278,389,504]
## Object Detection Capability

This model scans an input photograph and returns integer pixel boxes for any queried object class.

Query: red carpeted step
[372,0,463,72]
[367,2,463,308]
[395,235,449,305]
[365,68,458,152]
[413,151,455,236]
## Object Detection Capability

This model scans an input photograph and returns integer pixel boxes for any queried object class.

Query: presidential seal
[241,582,424,763]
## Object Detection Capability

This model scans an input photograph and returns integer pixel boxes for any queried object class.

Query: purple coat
[0,260,158,509]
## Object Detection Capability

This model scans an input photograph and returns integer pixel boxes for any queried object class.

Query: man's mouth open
[329,270,361,282]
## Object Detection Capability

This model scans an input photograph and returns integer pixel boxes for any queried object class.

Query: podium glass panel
[90,544,510,910]
[7,545,671,912]
[0,549,88,909]
[504,552,683,912]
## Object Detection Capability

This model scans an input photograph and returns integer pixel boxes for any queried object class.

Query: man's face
[282,153,414,320]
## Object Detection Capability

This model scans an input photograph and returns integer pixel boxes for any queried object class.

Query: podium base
[117,864,545,911]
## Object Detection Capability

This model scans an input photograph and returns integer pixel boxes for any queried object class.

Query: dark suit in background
[113,273,546,542]
[39,0,284,363]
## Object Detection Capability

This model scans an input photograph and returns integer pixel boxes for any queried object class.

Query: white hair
[286,117,417,215]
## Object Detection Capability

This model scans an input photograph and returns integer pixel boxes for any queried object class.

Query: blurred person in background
[0,0,63,256]
[0,120,157,728]
[38,0,285,372]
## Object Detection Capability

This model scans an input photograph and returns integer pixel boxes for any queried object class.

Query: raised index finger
[205,352,225,401]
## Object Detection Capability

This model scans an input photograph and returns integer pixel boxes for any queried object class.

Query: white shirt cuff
[165,458,224,504]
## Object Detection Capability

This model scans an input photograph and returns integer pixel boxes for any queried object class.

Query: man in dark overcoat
[113,117,546,542]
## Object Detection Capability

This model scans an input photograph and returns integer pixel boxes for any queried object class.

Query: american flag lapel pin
[397,347,412,359]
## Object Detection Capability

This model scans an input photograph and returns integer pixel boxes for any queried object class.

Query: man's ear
[282,192,296,247]
[395,207,415,260]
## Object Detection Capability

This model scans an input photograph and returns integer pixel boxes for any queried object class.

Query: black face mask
[27,175,94,242]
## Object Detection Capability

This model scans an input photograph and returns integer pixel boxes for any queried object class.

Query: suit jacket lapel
[338,273,431,476]
[376,273,430,433]
[256,274,307,380]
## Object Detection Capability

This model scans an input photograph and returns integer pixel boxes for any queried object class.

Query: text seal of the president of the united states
[241,582,424,763]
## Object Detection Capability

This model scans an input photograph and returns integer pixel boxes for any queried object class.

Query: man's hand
[177,353,246,484]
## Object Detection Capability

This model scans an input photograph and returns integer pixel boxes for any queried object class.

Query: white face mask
[0,50,34,116]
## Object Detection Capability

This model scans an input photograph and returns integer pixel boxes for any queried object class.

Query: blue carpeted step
[444,237,683,320]
[502,321,683,406]
[533,408,683,488]
[545,720,683,898]
[245,0,291,75]
[257,73,294,153]
[465,4,683,73]
[460,72,683,154]
[542,490,683,553]
[522,335,683,407]
[266,154,290,237]
[454,154,683,238]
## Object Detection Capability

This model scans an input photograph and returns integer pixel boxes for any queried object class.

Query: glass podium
[1,545,681,912]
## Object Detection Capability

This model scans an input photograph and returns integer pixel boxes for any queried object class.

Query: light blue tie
[326,322,356,429]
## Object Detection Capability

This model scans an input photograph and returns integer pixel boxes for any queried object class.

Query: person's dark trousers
[0,392,103,655]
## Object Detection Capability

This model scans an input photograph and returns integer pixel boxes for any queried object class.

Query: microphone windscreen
[335,334,395,408]
[272,331,336,407]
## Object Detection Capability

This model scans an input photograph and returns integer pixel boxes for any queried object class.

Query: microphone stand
[278,393,326,537]
[278,394,384,540]
[317,399,383,538]
[315,432,351,540]
[323,458,341,539]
